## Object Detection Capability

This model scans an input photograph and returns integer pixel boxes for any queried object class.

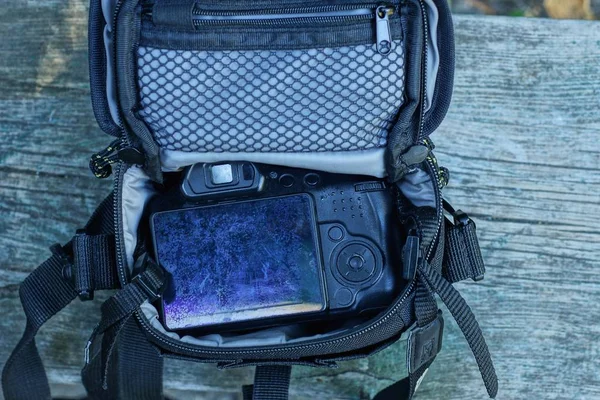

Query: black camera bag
[2,0,498,398]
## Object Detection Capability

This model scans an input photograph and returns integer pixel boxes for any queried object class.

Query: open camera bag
[2,0,499,398]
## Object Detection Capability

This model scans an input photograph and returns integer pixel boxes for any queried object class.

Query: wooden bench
[1,1,599,398]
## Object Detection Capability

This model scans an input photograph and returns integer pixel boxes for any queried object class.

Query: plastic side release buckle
[402,235,421,281]
[51,242,94,301]
[407,310,444,374]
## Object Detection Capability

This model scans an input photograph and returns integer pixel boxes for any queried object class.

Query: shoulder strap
[2,194,120,400]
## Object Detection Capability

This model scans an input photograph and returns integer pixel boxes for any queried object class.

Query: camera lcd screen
[151,194,326,331]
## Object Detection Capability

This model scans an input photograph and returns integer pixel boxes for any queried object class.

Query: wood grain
[0,1,599,398]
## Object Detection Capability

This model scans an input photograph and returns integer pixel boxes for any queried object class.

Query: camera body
[148,162,404,332]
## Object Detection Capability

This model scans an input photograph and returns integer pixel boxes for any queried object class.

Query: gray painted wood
[0,1,599,398]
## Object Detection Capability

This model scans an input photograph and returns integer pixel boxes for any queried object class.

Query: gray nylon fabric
[423,0,439,112]
[136,42,405,153]
[159,147,387,177]
[397,168,436,208]
[102,0,120,125]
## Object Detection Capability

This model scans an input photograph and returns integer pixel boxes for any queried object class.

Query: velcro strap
[72,233,118,299]
[443,217,486,283]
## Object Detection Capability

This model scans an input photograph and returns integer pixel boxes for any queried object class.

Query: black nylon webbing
[418,262,498,398]
[372,358,433,400]
[96,260,163,334]
[83,316,164,400]
[443,218,486,283]
[243,365,292,400]
[114,317,164,399]
[372,279,440,400]
[2,253,77,400]
[82,260,164,399]
[73,233,118,295]
[414,279,438,328]
[2,194,118,400]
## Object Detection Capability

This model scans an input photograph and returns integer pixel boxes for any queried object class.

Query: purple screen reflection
[152,194,325,330]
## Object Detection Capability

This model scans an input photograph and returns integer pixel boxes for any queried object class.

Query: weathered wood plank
[421,14,600,400]
[0,1,599,398]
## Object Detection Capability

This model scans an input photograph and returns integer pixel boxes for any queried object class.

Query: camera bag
[2,0,499,398]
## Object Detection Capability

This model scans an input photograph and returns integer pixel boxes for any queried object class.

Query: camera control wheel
[336,242,377,283]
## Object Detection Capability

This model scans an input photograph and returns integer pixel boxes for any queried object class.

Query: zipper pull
[376,6,393,55]
[89,139,144,179]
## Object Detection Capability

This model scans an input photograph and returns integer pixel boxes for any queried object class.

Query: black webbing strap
[374,262,497,399]
[2,194,119,400]
[443,217,486,283]
[373,282,443,400]
[83,316,164,400]
[442,201,486,283]
[72,232,118,300]
[95,258,163,336]
[242,365,292,400]
[418,261,498,398]
[372,359,433,400]
[2,252,78,400]
[82,258,164,399]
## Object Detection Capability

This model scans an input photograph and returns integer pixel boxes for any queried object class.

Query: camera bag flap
[2,0,498,399]
[91,0,455,181]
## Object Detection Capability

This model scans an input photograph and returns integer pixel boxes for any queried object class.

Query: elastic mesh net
[137,42,405,153]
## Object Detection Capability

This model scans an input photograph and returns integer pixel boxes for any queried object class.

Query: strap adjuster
[442,199,486,283]
[53,231,118,301]
[51,242,93,300]
[50,243,73,281]
[452,209,470,226]
[407,311,444,374]
[130,255,163,302]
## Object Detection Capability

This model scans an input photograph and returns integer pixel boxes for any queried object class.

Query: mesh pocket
[137,42,405,153]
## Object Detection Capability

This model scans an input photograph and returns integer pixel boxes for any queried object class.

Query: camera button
[348,254,365,271]
[304,173,320,186]
[279,174,295,188]
[336,243,376,283]
[334,288,354,307]
[328,226,344,241]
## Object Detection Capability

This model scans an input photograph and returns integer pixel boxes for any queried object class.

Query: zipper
[414,0,443,261]
[188,4,396,55]
[416,0,429,144]
[89,138,144,179]
[139,277,417,356]
[88,0,143,179]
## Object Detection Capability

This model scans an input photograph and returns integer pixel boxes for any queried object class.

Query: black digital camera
[147,162,405,332]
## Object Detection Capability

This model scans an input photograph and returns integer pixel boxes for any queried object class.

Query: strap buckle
[50,241,95,300]
[406,311,444,374]
[51,233,96,301]
[131,270,161,302]
[452,209,471,226]
[50,242,73,280]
